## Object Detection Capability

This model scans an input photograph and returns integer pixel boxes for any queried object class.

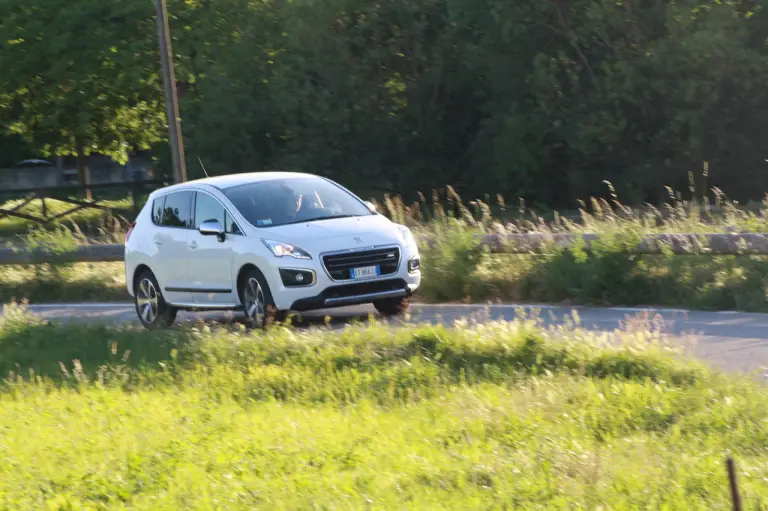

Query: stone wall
[0,166,60,190]
[0,153,154,192]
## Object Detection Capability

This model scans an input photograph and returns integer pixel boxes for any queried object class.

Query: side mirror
[364,201,377,213]
[199,219,225,241]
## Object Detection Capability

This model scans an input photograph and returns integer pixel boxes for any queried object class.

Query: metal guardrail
[3,232,768,265]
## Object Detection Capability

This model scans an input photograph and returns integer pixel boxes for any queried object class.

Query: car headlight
[396,224,416,249]
[261,239,312,260]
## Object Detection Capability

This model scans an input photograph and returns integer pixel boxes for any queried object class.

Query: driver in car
[273,185,305,223]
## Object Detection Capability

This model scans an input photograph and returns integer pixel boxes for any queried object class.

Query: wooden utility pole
[155,0,187,183]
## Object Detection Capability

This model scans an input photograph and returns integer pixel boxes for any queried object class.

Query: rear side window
[160,191,194,228]
[151,196,165,225]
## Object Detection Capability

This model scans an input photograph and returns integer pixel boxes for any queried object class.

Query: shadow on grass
[0,273,130,303]
[0,307,378,383]
[0,321,186,380]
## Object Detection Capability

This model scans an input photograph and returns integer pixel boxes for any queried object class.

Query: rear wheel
[134,270,177,329]
[239,268,285,329]
[373,296,411,317]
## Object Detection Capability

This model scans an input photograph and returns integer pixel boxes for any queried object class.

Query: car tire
[373,296,411,317]
[239,267,285,330]
[134,269,178,329]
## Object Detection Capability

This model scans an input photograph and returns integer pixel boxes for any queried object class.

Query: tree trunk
[75,147,92,201]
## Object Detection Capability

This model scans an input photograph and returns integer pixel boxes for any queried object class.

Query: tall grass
[4,183,768,310]
[0,304,766,508]
[374,184,768,310]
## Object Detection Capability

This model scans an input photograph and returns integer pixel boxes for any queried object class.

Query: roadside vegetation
[0,303,766,508]
[4,185,768,311]
[0,196,135,240]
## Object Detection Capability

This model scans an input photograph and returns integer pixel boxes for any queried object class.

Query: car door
[154,190,194,304]
[187,190,237,305]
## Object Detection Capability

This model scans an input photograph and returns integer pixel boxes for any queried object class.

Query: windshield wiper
[308,214,358,222]
[294,214,359,224]
[275,214,359,227]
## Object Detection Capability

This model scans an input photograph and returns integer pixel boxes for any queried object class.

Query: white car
[124,172,421,329]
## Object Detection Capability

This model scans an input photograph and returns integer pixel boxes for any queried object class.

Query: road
[5,302,768,376]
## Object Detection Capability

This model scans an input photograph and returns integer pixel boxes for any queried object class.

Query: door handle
[153,236,163,245]
[188,241,198,250]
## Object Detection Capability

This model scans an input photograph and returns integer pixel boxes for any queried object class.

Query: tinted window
[194,192,226,228]
[151,196,165,225]
[223,177,372,228]
[161,191,194,228]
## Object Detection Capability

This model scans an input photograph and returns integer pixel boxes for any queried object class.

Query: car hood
[257,214,404,251]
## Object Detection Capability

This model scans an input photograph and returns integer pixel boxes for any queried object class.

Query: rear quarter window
[151,196,165,225]
[156,191,195,228]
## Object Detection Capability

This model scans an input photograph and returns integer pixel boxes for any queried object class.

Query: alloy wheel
[244,277,266,327]
[136,278,159,325]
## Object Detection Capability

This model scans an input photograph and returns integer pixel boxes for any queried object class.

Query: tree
[4,0,768,209]
[0,0,165,198]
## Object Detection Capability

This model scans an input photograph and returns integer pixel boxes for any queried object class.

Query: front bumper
[289,278,413,311]
[264,247,421,311]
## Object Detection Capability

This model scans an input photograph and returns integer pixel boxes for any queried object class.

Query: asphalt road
[5,302,768,376]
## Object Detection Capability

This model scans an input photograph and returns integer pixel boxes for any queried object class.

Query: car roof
[153,171,321,195]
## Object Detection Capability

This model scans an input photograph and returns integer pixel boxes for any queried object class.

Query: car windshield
[223,177,373,228]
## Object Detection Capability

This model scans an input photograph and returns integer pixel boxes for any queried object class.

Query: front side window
[161,191,194,228]
[223,177,372,228]
[225,211,242,235]
[194,192,242,234]
[194,192,226,228]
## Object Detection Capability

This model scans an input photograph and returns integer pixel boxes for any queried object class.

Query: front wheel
[373,296,411,317]
[239,268,285,330]
[134,270,177,329]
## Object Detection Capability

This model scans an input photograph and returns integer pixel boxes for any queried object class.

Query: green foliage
[0,0,165,164]
[418,223,489,302]
[0,308,767,508]
[172,0,768,205]
[0,134,34,167]
[5,0,768,205]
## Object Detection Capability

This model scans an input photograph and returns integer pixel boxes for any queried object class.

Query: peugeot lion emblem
[353,236,363,244]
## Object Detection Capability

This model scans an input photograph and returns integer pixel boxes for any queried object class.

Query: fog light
[279,269,315,287]
[408,257,420,273]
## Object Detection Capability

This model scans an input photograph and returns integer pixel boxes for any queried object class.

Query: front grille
[322,246,400,281]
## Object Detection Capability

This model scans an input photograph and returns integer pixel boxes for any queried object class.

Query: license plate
[350,265,380,279]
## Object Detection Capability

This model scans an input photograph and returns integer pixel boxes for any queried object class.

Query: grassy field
[0,303,766,508]
[5,185,768,310]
